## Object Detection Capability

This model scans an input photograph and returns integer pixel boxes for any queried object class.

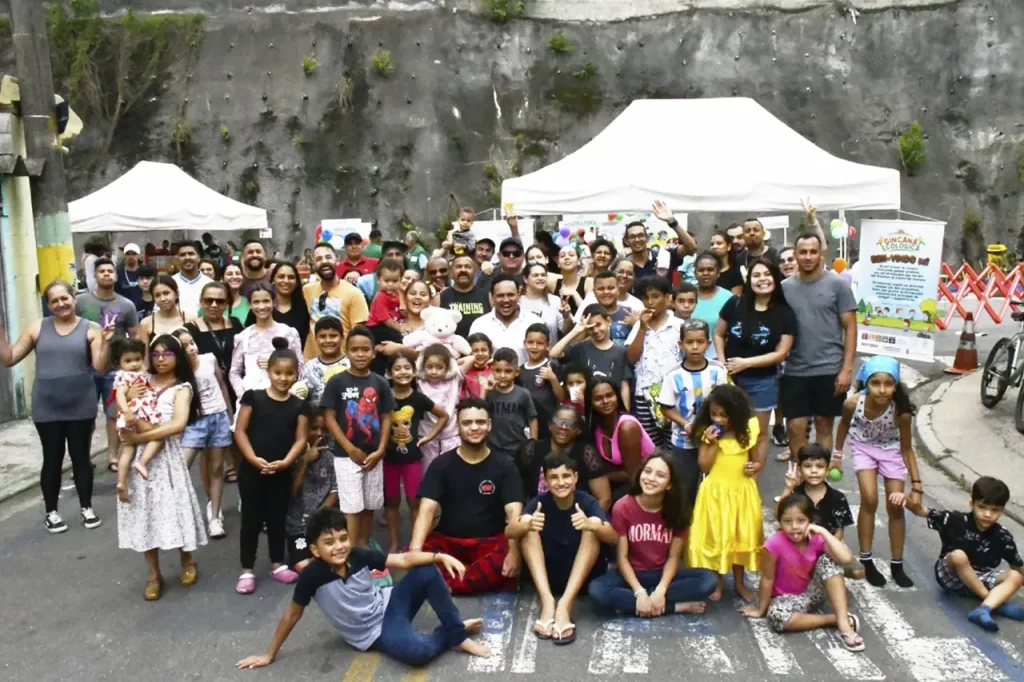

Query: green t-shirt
[362,243,382,259]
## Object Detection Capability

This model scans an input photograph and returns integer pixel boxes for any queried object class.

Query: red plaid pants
[422,531,519,595]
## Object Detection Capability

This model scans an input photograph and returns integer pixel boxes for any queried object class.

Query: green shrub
[898,122,926,176]
[548,32,573,54]
[301,54,319,75]
[219,124,230,142]
[371,49,395,76]
[483,0,527,22]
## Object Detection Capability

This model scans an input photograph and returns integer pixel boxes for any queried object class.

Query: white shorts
[334,456,384,514]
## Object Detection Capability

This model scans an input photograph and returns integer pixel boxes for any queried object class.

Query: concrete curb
[0,443,109,506]
[912,373,1024,527]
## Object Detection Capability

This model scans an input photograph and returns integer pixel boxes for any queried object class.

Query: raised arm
[0,321,40,367]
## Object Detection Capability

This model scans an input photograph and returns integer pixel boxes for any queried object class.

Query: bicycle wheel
[981,337,1013,408]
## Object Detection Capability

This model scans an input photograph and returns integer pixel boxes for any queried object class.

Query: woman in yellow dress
[687,384,765,602]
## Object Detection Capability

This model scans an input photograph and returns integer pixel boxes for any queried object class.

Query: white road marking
[680,635,734,675]
[901,363,927,389]
[806,627,886,680]
[468,593,516,673]
[588,621,648,674]
[747,615,803,676]
[849,503,885,528]
[996,637,1022,663]
[509,594,539,673]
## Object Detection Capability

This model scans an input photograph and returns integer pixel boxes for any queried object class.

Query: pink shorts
[383,461,422,504]
[851,441,907,481]
[420,434,461,472]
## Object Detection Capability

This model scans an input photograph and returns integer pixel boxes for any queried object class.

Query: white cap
[122,243,141,254]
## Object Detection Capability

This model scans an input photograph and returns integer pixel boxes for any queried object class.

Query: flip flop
[107,462,118,473]
[839,630,865,652]
[533,619,554,639]
[224,468,237,483]
[774,452,791,462]
[553,623,576,646]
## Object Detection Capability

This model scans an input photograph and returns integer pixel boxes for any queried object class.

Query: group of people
[3,203,1024,671]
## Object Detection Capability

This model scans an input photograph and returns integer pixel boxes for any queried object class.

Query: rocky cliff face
[7,0,1023,258]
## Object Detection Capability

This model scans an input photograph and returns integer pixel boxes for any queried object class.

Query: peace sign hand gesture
[784,461,800,491]
[100,314,117,342]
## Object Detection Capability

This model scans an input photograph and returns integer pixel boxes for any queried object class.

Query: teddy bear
[403,306,472,358]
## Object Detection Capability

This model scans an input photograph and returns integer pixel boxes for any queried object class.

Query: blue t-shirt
[693,287,734,359]
[523,490,608,548]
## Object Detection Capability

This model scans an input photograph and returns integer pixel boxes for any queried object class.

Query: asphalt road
[3,332,1024,682]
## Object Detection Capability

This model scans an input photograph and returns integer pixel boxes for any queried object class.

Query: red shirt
[337,257,379,277]
[461,365,493,400]
[367,289,402,326]
[611,494,686,573]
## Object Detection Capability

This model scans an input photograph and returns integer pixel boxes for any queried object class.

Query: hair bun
[271,336,288,350]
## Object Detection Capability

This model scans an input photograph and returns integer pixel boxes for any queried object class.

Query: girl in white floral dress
[117,334,208,601]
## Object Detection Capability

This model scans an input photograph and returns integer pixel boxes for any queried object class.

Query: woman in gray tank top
[0,281,113,534]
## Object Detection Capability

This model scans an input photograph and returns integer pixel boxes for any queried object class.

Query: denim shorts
[182,411,234,449]
[734,373,779,412]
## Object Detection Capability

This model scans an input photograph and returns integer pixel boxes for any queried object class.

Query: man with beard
[726,222,747,264]
[740,219,779,270]
[75,257,139,472]
[425,257,450,299]
[338,232,379,278]
[440,254,491,338]
[240,239,273,297]
[469,274,531,365]
[623,202,697,289]
[409,398,523,595]
[302,243,369,360]
[114,243,144,309]
[172,242,213,313]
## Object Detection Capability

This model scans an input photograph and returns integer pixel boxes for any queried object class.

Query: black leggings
[36,419,95,513]
[238,463,292,569]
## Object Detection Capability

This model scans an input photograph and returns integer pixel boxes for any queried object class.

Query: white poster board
[557,213,687,250]
[758,215,789,245]
[465,219,535,250]
[855,219,945,363]
[317,219,373,251]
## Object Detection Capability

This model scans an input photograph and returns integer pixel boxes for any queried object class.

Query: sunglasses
[501,250,523,258]
[427,268,449,275]
[550,417,577,428]
[151,351,176,360]
[203,297,227,305]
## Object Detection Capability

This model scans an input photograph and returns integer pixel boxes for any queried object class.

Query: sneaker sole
[47,525,69,534]
[83,520,102,529]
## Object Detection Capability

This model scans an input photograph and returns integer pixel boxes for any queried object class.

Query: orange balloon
[832,257,847,273]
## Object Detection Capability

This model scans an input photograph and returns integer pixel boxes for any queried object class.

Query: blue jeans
[589,568,717,615]
[373,565,468,666]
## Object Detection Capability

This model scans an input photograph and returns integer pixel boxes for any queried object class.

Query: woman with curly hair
[687,384,765,602]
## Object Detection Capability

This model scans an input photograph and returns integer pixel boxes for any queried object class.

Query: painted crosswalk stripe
[467,592,517,673]
[342,653,381,682]
[746,616,803,676]
[509,594,539,673]
[806,627,886,680]
[588,620,649,674]
[995,638,1022,663]
[679,634,735,675]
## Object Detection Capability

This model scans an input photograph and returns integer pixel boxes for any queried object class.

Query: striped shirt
[658,360,730,449]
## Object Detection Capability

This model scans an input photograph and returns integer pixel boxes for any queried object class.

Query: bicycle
[979,301,1024,432]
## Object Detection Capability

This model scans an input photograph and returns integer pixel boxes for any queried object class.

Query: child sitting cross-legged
[740,494,865,652]
[892,476,1024,632]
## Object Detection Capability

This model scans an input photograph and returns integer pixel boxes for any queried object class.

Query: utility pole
[10,0,75,292]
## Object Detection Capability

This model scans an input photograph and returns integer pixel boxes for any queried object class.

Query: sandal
[143,576,163,601]
[224,468,237,483]
[847,613,861,634]
[533,619,554,639]
[839,630,865,652]
[236,573,256,594]
[107,462,118,473]
[553,622,576,646]
[774,451,791,462]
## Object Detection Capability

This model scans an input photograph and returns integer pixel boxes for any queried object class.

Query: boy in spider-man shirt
[321,326,395,554]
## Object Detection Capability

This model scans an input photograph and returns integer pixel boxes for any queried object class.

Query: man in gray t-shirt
[75,290,138,339]
[779,234,857,460]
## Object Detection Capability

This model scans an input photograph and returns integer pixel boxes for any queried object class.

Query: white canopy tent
[501,98,900,215]
[69,160,268,233]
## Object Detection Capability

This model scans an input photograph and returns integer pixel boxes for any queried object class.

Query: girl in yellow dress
[687,384,765,602]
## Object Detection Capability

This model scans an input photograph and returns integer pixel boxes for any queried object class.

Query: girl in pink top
[588,452,717,617]
[740,494,865,652]
[589,379,656,487]
[416,344,462,471]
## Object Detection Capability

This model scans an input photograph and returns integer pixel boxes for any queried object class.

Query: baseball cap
[499,237,523,254]
[122,243,141,254]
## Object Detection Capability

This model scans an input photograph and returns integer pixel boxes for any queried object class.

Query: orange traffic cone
[945,312,978,374]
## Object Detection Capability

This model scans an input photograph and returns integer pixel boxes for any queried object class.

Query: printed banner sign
[855,219,945,363]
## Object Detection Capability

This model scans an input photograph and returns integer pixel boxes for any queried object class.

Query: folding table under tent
[500,98,901,216]
[69,160,268,233]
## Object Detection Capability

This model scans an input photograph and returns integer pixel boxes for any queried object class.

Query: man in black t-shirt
[507,452,618,642]
[440,254,490,338]
[409,398,524,594]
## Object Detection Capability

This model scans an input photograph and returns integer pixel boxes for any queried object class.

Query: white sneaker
[209,517,226,538]
[80,507,102,529]
[45,511,68,534]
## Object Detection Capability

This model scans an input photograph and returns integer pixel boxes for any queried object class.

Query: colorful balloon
[559,226,571,238]
[848,226,857,239]
[832,257,847,273]
[321,229,333,242]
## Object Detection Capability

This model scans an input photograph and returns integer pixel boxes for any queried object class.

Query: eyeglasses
[151,351,176,360]
[501,250,523,258]
[203,297,227,305]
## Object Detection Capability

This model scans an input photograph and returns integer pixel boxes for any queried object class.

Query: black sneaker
[81,507,102,529]
[45,511,68,534]
[771,424,789,447]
